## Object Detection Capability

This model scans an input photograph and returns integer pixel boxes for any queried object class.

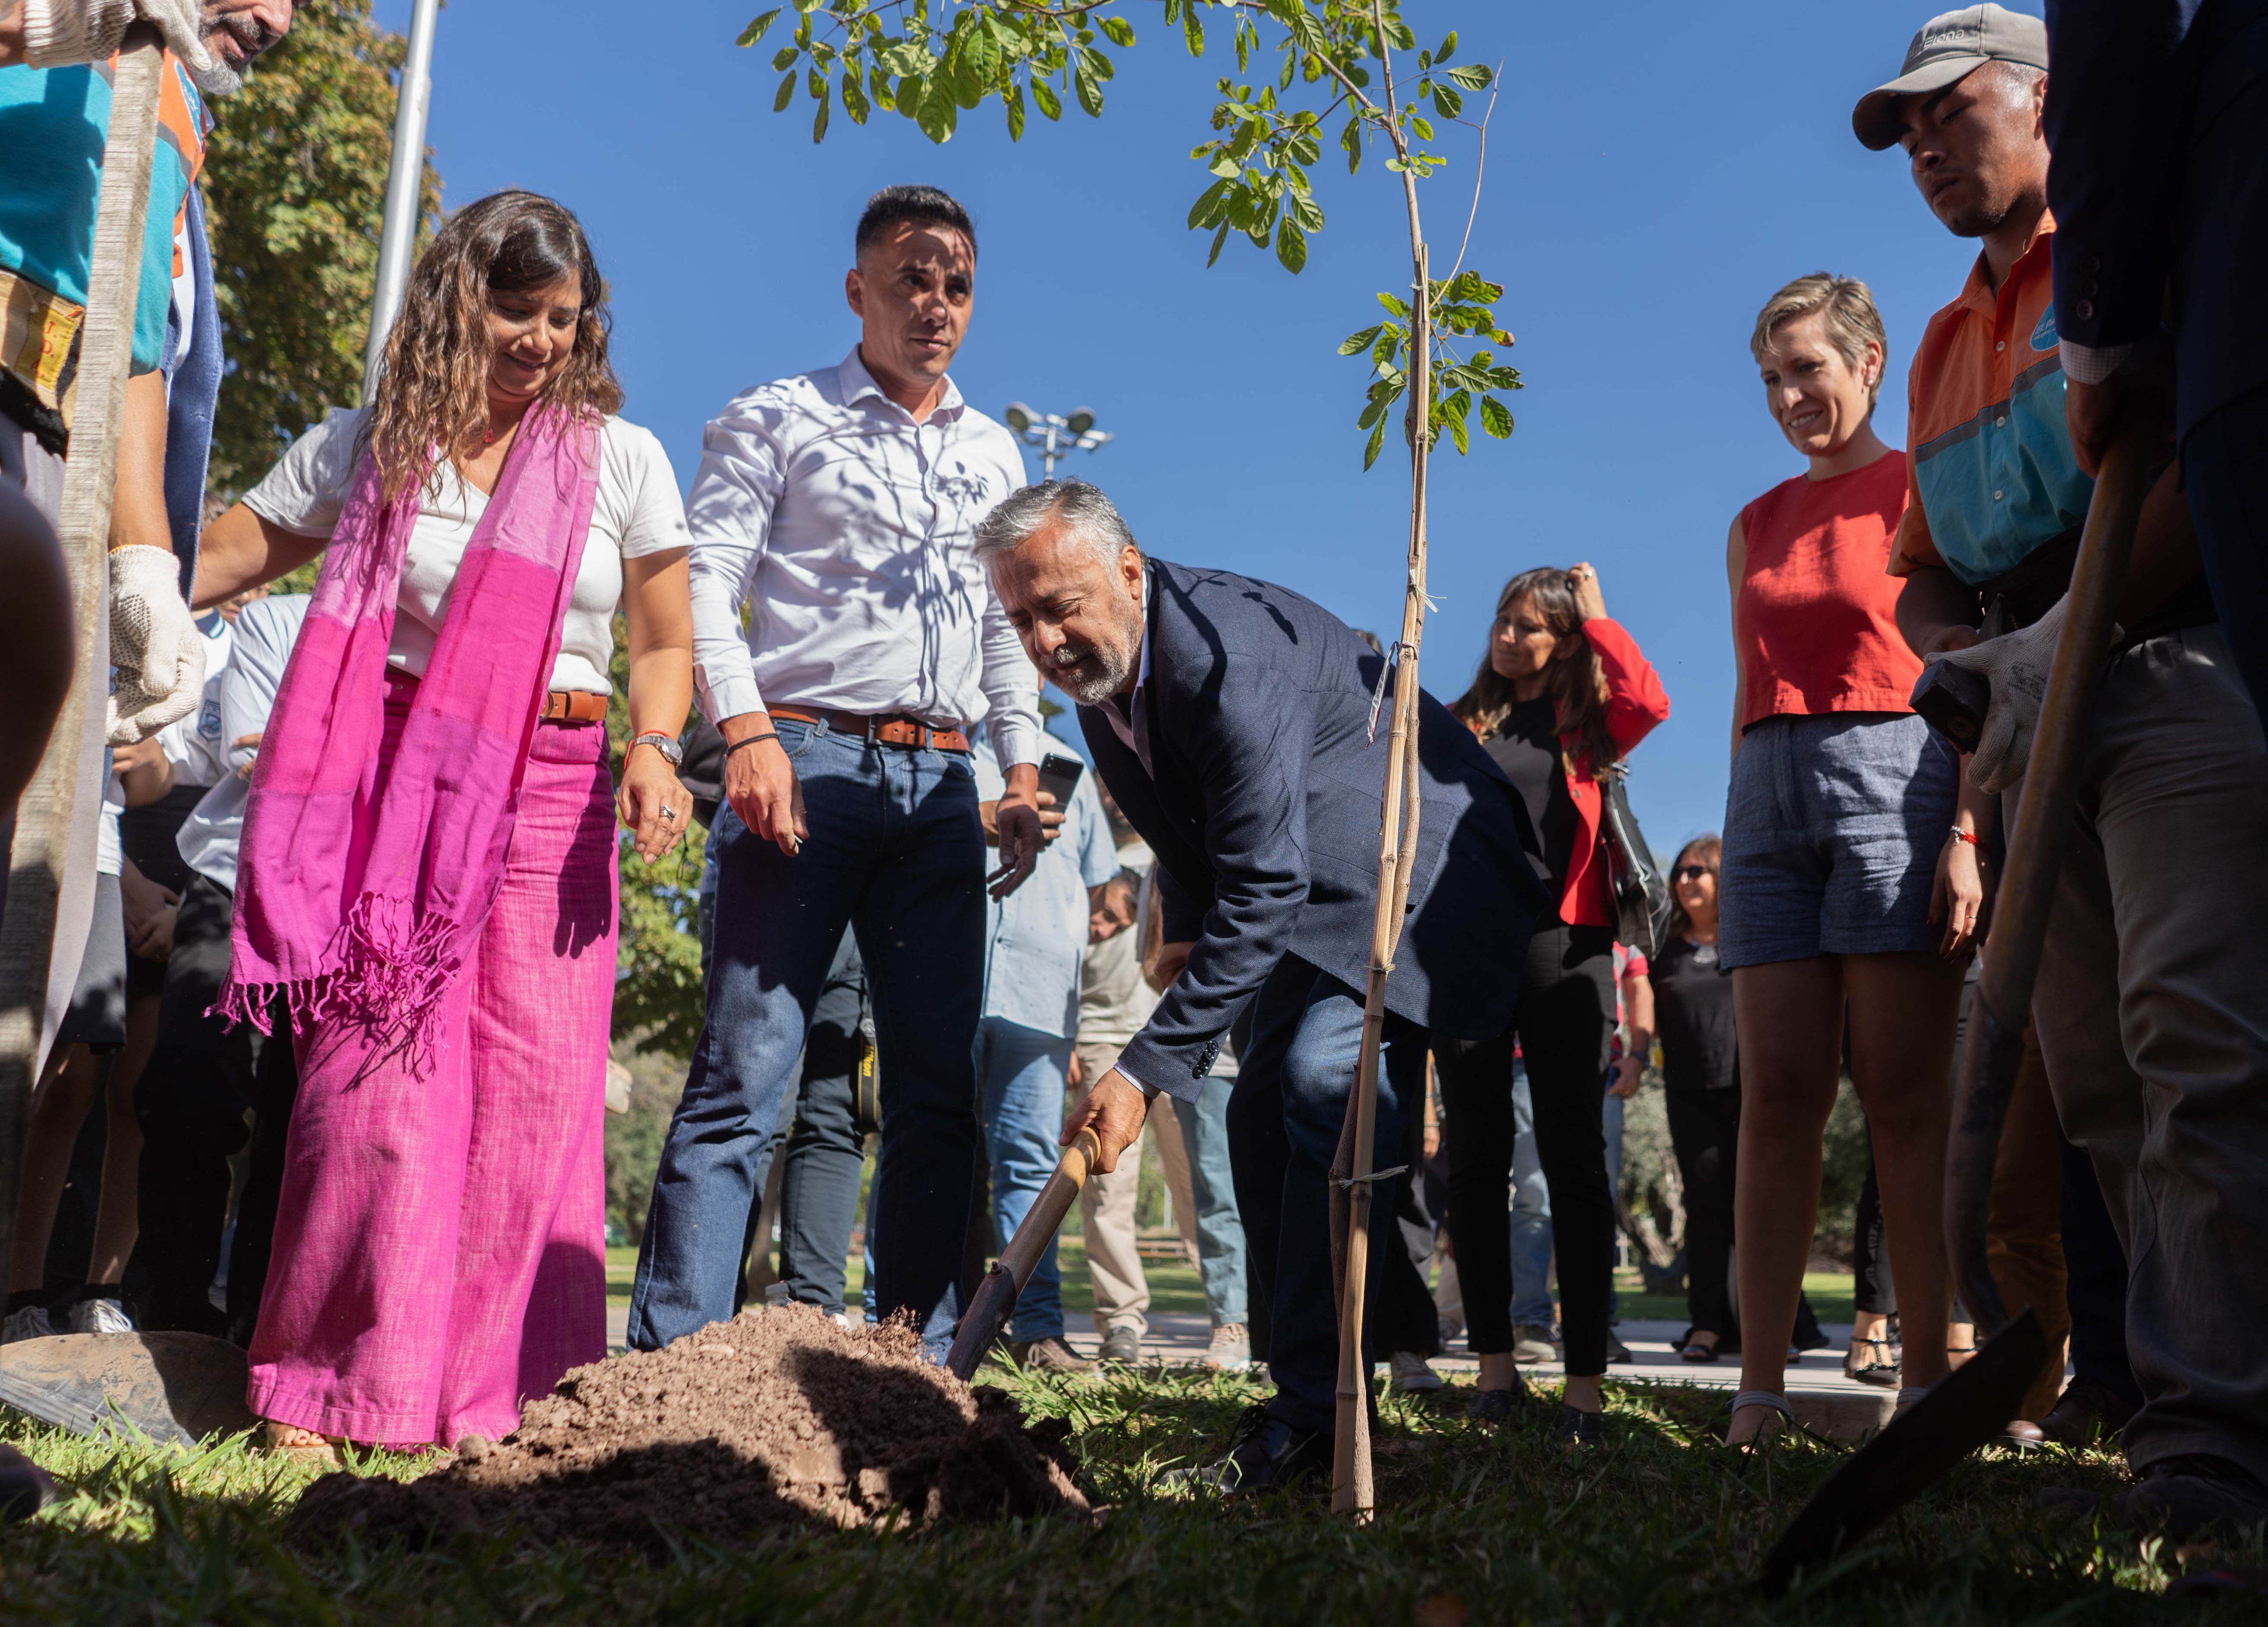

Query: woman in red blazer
[1438,562,1668,1444]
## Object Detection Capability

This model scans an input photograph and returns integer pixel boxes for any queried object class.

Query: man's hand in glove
[9,1,215,75]
[108,542,205,745]
[1921,596,2069,796]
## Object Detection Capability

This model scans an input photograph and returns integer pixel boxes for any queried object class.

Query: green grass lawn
[6,1353,2261,1622]
[1614,1270,1857,1329]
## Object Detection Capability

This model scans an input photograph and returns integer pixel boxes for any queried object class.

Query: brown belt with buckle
[767,704,971,753]
[539,690,610,725]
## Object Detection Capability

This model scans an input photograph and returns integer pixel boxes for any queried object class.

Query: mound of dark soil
[287,1307,1089,1552]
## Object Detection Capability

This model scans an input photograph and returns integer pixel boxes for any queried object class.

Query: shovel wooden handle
[1945,428,2155,1335]
[943,1127,1103,1382]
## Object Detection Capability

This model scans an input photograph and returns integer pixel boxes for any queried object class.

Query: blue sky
[364,0,2020,848]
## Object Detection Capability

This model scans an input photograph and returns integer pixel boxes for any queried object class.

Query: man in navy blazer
[977,479,1545,1492]
[2044,0,2268,716]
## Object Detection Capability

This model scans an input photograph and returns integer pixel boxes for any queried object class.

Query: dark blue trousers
[2187,381,2268,722]
[1225,954,1425,1436]
[629,717,984,1355]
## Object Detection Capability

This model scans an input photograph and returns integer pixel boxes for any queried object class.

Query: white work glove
[107,543,205,746]
[21,0,214,76]
[1921,596,2069,796]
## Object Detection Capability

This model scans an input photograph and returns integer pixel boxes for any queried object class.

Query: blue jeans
[1226,955,1424,1436]
[629,717,985,1356]
[1172,1077,1248,1326]
[1507,1060,1555,1328]
[974,1016,1071,1342]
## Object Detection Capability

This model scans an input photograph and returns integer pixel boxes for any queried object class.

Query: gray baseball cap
[1852,4,2048,151]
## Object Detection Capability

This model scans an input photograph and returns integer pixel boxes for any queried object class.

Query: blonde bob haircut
[1750,272,1888,410]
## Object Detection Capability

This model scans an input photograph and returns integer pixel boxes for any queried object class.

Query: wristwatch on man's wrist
[630,732,684,766]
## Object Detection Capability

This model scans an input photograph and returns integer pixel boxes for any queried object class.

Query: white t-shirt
[243,406,690,694]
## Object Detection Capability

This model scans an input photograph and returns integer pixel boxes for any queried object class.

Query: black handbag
[1598,765,1672,959]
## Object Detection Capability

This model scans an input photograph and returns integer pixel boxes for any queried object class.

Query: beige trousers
[1073,1041,1198,1336]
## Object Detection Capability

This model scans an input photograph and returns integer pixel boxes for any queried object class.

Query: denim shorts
[1718,711,1960,969]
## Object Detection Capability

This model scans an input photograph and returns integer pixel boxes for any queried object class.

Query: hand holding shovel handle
[944,1127,1104,1383]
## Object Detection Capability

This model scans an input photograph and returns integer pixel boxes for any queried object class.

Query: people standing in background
[634,186,1048,1359]
[1648,836,1824,1366]
[1718,270,1984,1446]
[1599,941,1652,1364]
[970,725,1118,1371]
[1130,855,1253,1373]
[1437,562,1668,1439]
[135,590,309,1343]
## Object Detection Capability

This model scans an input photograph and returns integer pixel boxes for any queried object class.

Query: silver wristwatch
[630,731,684,766]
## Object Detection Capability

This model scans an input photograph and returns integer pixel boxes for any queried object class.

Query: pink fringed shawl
[217,408,601,1062]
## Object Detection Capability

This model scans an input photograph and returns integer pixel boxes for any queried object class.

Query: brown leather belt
[540,690,610,725]
[767,704,970,753]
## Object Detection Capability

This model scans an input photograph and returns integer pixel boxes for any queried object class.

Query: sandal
[1723,1390,1794,1450]
[1844,1336,1901,1388]
[257,1420,343,1466]
[1679,1332,1720,1364]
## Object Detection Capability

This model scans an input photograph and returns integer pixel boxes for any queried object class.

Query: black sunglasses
[1672,864,1715,881]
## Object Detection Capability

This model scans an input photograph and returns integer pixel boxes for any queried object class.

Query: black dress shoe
[1177,1404,1329,1496]
[1555,1404,1604,1448]
[2121,1455,2268,1540]
[1466,1373,1537,1426]
[2038,1376,2139,1448]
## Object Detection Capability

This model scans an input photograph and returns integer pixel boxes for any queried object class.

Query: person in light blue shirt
[971,723,1118,1366]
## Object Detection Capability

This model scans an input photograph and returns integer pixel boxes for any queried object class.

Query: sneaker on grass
[1511,1323,1557,1364]
[0,1304,55,1344]
[1009,1336,1092,1373]
[1389,1352,1444,1392]
[65,1294,133,1335]
[1202,1323,1251,1372]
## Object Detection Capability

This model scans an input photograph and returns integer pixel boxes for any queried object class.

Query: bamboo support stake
[1331,243,1432,1520]
[0,28,165,1287]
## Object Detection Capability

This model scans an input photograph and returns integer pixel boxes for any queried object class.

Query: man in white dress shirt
[630,187,1049,1355]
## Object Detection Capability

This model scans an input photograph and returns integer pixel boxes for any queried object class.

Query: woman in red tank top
[1717,275,1990,1446]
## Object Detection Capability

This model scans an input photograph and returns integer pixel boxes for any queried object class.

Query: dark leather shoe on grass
[1174,1404,1327,1496]
[1555,1405,1604,1448]
[2121,1455,2268,1541]
[2038,1377,2138,1448]
[1466,1379,1535,1426]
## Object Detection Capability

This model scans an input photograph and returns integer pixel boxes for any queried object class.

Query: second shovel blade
[1763,1308,2047,1598]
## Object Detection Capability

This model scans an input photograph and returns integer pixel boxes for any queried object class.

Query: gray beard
[1050,645,1132,707]
[191,14,279,96]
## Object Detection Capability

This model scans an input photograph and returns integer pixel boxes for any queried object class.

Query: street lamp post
[1003,403,1114,480]
[363,0,442,399]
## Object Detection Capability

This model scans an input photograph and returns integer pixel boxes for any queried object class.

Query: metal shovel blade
[1762,1308,2047,1598]
[0,1332,257,1447]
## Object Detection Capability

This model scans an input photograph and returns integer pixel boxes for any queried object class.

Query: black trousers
[2061,1131,2142,1407]
[133,875,299,1340]
[1667,1086,1739,1338]
[1437,922,1616,1375]
[1853,1128,1897,1318]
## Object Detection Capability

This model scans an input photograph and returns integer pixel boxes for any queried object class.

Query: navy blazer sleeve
[2044,0,2200,356]
[1115,653,1315,1100]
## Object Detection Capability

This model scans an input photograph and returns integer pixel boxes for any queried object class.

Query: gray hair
[972,479,1142,574]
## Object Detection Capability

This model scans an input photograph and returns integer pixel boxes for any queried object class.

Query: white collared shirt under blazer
[684,346,1042,773]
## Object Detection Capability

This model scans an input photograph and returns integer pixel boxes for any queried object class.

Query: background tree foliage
[200,0,442,493]
[606,621,709,1058]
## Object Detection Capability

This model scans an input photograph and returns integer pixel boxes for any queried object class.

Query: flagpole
[362,0,441,397]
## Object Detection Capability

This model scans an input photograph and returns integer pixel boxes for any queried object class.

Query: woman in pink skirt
[191,191,693,1454]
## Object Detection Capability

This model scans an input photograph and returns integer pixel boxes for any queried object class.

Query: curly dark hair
[1449,567,1618,778]
[363,191,622,503]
